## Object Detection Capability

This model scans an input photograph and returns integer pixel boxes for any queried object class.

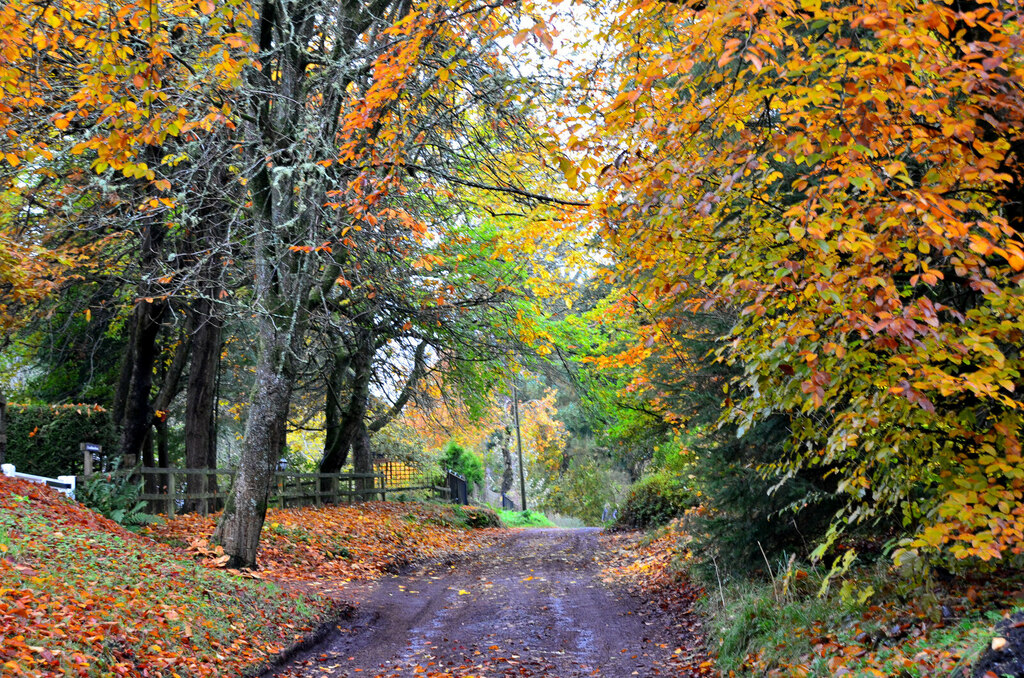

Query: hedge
[5,404,117,477]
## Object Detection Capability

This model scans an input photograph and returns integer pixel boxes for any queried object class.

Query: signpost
[81,442,101,476]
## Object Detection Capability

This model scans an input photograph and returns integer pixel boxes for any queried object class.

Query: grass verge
[495,509,556,528]
[702,563,1023,677]
[689,541,1024,676]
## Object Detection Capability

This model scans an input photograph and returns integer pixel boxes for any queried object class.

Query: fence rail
[77,467,399,517]
[8,458,459,516]
[75,465,455,516]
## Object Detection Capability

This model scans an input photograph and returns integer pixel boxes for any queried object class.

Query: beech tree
[564,0,1024,565]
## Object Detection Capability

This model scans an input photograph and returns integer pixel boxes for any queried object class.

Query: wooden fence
[77,466,449,517]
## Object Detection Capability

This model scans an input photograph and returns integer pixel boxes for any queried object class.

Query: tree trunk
[500,427,514,496]
[141,427,157,494]
[119,194,168,465]
[320,343,351,491]
[0,385,7,466]
[212,345,293,568]
[184,298,223,513]
[319,328,374,496]
[111,316,137,435]
[350,418,374,496]
[211,88,313,566]
[119,299,167,465]
[212,0,386,567]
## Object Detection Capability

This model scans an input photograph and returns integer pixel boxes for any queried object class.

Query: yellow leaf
[4,153,19,167]
[457,589,470,595]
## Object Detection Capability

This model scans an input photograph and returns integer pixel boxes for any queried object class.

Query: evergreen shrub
[687,416,841,575]
[439,441,484,490]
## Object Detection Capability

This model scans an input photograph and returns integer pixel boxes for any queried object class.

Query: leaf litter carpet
[270,528,712,678]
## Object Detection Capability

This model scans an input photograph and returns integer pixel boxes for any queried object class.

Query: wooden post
[167,471,176,519]
[199,471,208,516]
[80,442,101,476]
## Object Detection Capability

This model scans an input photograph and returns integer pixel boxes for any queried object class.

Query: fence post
[446,470,467,505]
[198,471,206,516]
[167,471,176,519]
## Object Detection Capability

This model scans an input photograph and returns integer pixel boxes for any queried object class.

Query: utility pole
[511,379,527,512]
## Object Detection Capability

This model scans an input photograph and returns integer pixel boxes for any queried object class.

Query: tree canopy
[3,0,1023,573]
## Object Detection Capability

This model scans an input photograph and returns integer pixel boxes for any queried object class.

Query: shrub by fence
[5,404,116,478]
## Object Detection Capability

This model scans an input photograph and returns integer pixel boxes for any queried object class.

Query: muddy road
[270,528,705,678]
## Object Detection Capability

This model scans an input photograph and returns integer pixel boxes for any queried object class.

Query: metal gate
[446,470,468,505]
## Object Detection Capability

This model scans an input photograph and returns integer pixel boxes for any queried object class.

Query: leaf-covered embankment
[1,474,332,677]
[1,476,502,677]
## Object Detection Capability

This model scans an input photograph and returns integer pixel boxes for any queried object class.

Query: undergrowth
[694,552,1024,676]
[608,518,1024,677]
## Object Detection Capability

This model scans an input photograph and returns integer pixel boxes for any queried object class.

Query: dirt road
[270,528,707,678]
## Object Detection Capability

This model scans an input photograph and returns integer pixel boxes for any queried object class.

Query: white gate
[1,463,76,498]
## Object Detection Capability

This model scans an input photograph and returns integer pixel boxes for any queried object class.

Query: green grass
[496,509,556,527]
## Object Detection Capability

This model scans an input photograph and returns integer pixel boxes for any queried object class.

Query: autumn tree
[1,0,252,481]
[204,0,577,565]
[0,217,77,464]
[313,214,528,486]
[566,0,1024,566]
